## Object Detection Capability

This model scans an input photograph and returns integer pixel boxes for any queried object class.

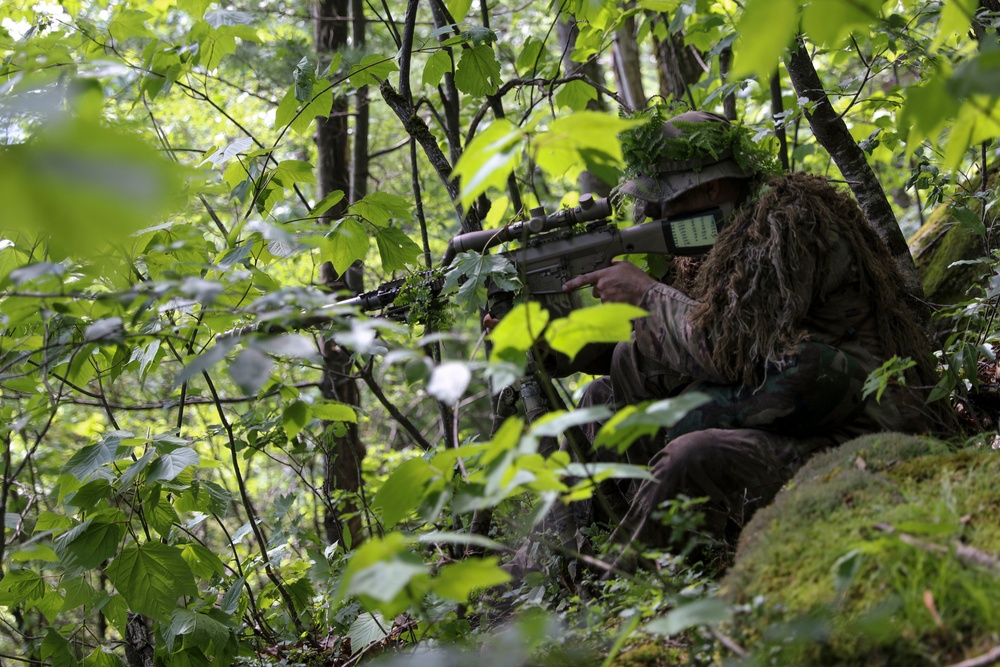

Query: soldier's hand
[562,260,657,306]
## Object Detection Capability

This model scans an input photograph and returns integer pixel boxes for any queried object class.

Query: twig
[947,646,1000,667]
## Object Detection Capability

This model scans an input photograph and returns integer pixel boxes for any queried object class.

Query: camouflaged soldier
[561,110,945,562]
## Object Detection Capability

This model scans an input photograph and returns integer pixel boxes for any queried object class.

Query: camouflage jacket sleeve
[632,282,733,384]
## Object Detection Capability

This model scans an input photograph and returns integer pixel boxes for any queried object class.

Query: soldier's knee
[652,430,719,478]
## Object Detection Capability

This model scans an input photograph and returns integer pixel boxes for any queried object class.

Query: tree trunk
[652,16,704,107]
[351,0,369,203]
[785,36,923,299]
[315,0,365,548]
[613,15,646,113]
[558,17,613,196]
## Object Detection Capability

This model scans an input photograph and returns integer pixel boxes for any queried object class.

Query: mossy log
[722,433,1000,666]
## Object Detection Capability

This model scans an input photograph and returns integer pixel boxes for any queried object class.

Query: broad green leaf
[63,435,131,481]
[532,112,641,181]
[229,347,274,395]
[147,447,200,483]
[106,543,198,622]
[544,303,647,360]
[529,406,614,438]
[310,190,345,218]
[372,457,435,526]
[415,531,509,552]
[0,120,186,259]
[555,79,597,111]
[594,393,711,453]
[290,86,334,136]
[0,569,47,606]
[81,647,125,667]
[731,0,797,79]
[802,0,881,47]
[283,400,311,440]
[447,0,473,20]
[67,479,113,512]
[311,401,358,423]
[204,9,255,27]
[488,302,550,361]
[341,533,430,614]
[349,191,413,226]
[10,544,60,563]
[516,37,546,76]
[348,612,389,649]
[422,50,452,89]
[644,598,732,635]
[108,9,154,40]
[273,160,316,185]
[147,495,180,538]
[165,609,234,653]
[934,0,977,51]
[452,119,523,209]
[432,557,510,602]
[323,218,370,275]
[55,519,126,570]
[455,44,501,96]
[561,462,655,482]
[178,0,212,17]
[180,543,227,580]
[375,227,422,272]
[42,628,74,667]
[173,337,238,388]
[274,86,298,130]
[348,54,399,88]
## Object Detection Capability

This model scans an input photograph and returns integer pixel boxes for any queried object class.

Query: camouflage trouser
[579,339,868,550]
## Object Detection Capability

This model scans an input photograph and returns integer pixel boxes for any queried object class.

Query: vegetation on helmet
[618,105,782,181]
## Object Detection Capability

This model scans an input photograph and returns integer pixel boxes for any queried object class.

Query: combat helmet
[617,110,764,214]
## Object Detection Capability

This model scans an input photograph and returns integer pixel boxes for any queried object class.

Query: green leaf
[594,393,711,453]
[555,79,597,111]
[455,44,501,96]
[372,458,435,526]
[180,543,227,580]
[644,598,732,635]
[432,557,511,602]
[731,0,798,79]
[63,434,132,481]
[447,0,473,20]
[348,612,390,649]
[283,401,311,440]
[42,628,74,667]
[488,302,550,362]
[147,494,180,538]
[451,119,523,209]
[311,401,358,423]
[802,0,880,46]
[515,37,546,76]
[348,54,399,88]
[106,543,198,622]
[274,86,298,130]
[323,218,370,275]
[108,9,154,40]
[147,447,200,483]
[0,119,187,260]
[544,303,647,361]
[173,337,238,389]
[0,569,47,606]
[55,518,126,570]
[290,86,334,136]
[82,647,125,667]
[165,609,234,653]
[422,50,452,89]
[349,191,413,226]
[532,112,641,181]
[310,190,345,218]
[376,227,422,272]
[273,160,316,185]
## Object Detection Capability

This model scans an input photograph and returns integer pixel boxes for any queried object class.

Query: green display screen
[670,213,718,249]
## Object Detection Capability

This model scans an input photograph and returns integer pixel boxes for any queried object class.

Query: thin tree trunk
[652,15,704,107]
[785,36,923,299]
[770,69,790,172]
[315,0,365,548]
[351,0,369,202]
[719,45,737,120]
[613,15,646,113]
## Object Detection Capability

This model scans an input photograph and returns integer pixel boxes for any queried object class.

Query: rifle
[341,193,723,322]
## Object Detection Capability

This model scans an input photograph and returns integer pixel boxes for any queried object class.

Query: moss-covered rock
[722,433,1000,666]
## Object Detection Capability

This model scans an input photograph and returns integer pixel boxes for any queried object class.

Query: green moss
[609,641,691,667]
[723,434,1000,665]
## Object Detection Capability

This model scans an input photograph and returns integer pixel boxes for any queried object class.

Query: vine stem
[201,370,309,637]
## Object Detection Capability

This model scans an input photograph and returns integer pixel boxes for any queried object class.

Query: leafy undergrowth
[721,432,1000,666]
